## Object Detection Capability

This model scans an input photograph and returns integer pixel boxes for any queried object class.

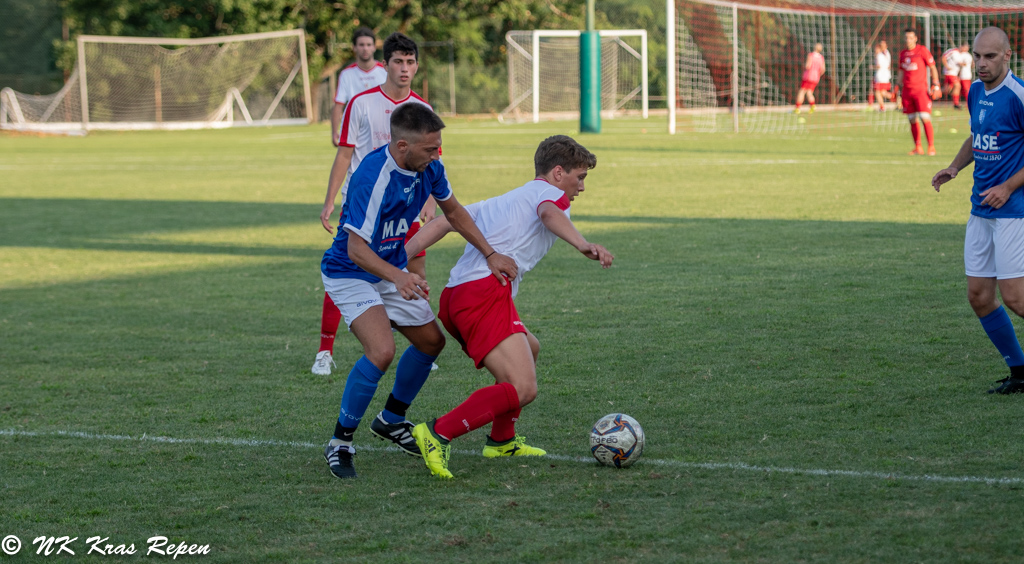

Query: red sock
[434,383,519,441]
[489,407,521,443]
[953,92,960,105]
[910,122,921,146]
[923,121,935,146]
[319,293,341,353]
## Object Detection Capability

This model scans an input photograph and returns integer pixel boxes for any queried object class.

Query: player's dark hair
[904,28,917,35]
[383,32,418,63]
[390,103,444,141]
[534,135,597,176]
[352,27,374,45]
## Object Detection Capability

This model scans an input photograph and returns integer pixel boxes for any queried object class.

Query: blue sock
[381,346,438,423]
[337,356,385,432]
[979,306,1024,367]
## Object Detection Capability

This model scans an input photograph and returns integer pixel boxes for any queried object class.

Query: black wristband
[486,251,496,258]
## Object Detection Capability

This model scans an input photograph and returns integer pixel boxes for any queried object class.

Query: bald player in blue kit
[933,26,1024,394]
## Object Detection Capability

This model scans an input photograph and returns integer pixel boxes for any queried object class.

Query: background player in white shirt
[942,44,965,108]
[957,42,974,109]
[313,33,436,377]
[403,136,614,479]
[873,40,893,111]
[330,27,386,147]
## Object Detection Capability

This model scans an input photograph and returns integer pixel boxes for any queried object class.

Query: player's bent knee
[967,288,998,314]
[906,113,919,122]
[513,379,538,407]
[1001,295,1024,318]
[918,112,931,122]
[365,347,396,372]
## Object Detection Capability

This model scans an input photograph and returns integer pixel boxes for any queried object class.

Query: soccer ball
[589,413,645,468]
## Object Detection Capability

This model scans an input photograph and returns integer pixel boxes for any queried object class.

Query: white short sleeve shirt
[447,179,572,299]
[334,63,387,105]
[337,87,431,200]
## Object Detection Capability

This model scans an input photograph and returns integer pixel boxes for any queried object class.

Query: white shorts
[322,272,436,329]
[964,215,1024,279]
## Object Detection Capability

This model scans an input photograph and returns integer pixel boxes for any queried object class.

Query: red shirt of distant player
[899,45,935,114]
[801,52,825,91]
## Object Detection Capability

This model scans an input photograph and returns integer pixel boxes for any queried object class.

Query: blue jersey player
[321,103,518,478]
[932,27,1024,394]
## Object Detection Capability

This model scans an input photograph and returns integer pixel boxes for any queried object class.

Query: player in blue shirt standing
[932,27,1024,394]
[321,103,518,477]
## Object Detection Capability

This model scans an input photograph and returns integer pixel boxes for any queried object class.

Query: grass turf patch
[3,117,1023,562]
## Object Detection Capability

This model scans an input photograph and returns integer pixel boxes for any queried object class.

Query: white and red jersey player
[337,86,431,201]
[402,136,613,477]
[334,61,387,107]
[447,180,572,301]
[957,47,974,94]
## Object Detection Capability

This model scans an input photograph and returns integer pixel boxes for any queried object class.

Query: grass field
[3,113,1024,562]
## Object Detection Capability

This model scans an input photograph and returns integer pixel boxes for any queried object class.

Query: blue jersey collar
[385,145,417,177]
[982,69,1016,96]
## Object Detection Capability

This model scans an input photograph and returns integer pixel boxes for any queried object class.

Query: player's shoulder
[405,91,432,110]
[348,86,384,107]
[1004,72,1024,106]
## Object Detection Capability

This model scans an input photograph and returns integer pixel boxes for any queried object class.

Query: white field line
[1,428,1020,486]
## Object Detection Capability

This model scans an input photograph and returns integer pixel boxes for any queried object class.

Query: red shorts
[404,220,425,258]
[800,80,818,91]
[438,275,526,369]
[902,90,933,114]
[874,82,891,92]
[961,79,973,96]
[944,75,960,88]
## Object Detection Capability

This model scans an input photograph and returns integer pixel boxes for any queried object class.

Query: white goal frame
[503,29,649,123]
[2,29,312,133]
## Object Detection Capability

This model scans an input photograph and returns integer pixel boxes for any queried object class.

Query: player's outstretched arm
[347,233,429,300]
[321,146,354,233]
[405,215,454,258]
[437,195,518,284]
[932,136,974,192]
[538,201,614,268]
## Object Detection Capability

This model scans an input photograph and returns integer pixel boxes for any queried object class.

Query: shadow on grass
[1,197,324,257]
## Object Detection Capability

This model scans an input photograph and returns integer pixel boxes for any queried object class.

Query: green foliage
[0,0,64,94]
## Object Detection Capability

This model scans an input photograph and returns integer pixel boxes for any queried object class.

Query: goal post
[2,29,312,133]
[502,29,648,124]
[667,0,1024,134]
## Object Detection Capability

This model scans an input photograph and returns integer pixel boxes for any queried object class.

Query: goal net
[1,30,311,133]
[668,0,1024,133]
[502,30,649,123]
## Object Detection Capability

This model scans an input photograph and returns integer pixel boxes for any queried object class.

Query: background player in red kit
[794,43,825,114]
[898,28,941,156]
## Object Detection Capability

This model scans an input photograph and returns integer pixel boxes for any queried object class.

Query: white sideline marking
[2,428,1020,486]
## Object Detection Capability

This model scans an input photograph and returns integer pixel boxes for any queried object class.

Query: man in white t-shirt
[942,45,964,108]
[957,42,974,110]
[873,40,893,111]
[331,27,387,147]
[403,135,614,479]
[313,32,437,377]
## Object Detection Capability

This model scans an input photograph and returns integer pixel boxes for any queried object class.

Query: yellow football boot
[482,435,547,458]
[412,422,453,479]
